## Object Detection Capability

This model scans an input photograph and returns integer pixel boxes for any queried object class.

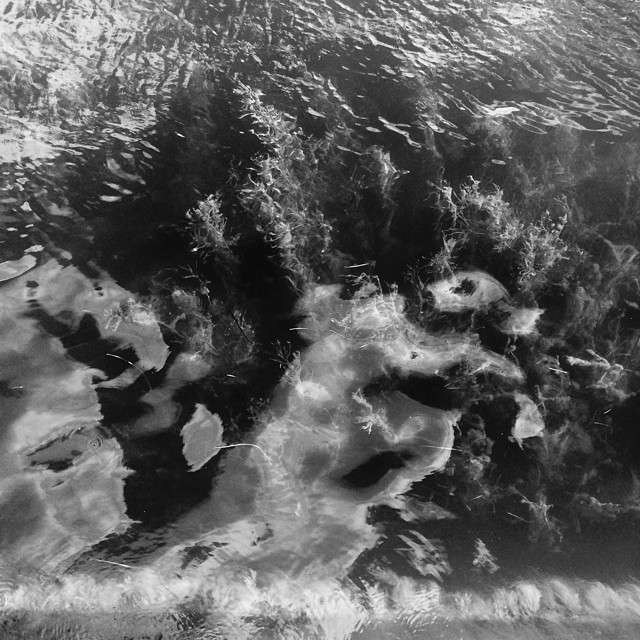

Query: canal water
[2,0,640,638]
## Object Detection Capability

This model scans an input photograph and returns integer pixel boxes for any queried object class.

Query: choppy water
[2,0,640,638]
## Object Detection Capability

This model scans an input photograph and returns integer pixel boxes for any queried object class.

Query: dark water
[2,1,640,638]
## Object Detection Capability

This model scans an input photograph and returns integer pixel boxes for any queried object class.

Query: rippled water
[2,0,640,638]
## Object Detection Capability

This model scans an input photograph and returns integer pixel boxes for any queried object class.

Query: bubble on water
[87,434,104,452]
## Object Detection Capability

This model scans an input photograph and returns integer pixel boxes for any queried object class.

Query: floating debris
[181,404,225,472]
[512,393,545,446]
[0,254,36,282]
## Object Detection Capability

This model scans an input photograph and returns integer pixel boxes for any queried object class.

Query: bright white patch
[513,393,545,445]
[427,270,508,312]
[181,404,224,472]
[295,380,333,403]
[0,254,36,282]
[502,306,545,335]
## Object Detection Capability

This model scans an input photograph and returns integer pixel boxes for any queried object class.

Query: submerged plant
[518,491,564,548]
[433,178,569,295]
[236,83,337,286]
[472,538,499,574]
[187,193,237,262]
[352,388,393,439]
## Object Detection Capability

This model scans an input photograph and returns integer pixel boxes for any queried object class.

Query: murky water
[2,0,640,638]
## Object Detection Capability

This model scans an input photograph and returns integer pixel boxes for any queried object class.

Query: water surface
[2,0,640,638]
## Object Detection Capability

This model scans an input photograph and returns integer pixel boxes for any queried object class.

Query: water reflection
[142,284,526,584]
[0,257,177,570]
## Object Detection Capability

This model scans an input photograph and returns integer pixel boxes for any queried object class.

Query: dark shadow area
[342,451,409,488]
